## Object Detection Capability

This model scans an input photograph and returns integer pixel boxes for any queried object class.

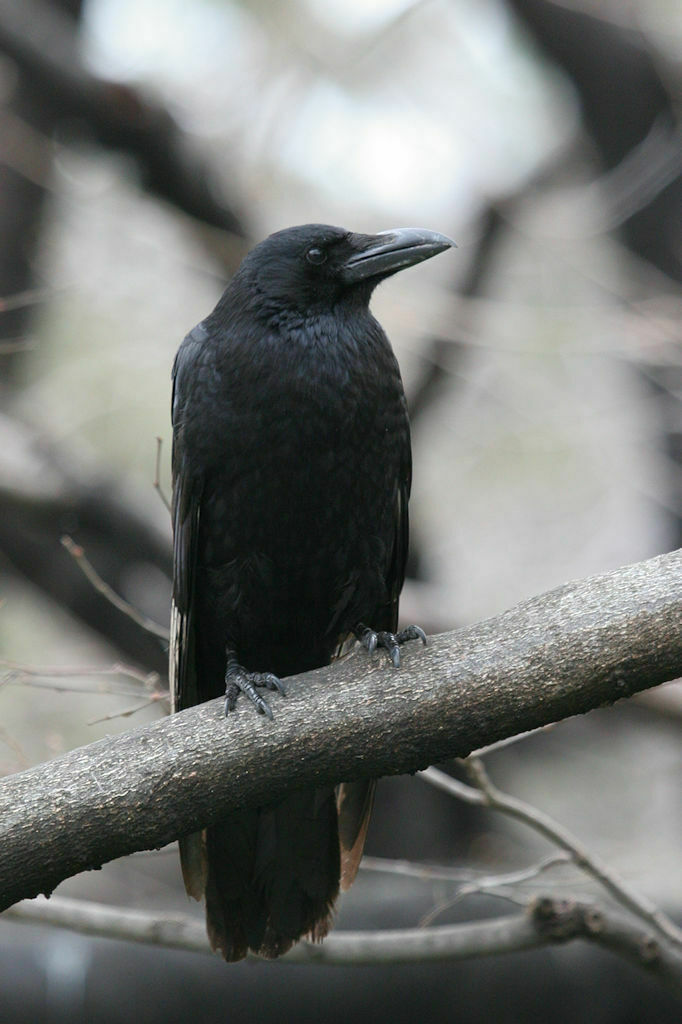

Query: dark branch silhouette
[0,0,247,243]
[0,413,171,673]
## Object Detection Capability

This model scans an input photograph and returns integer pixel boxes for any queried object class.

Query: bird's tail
[191,788,340,961]
[337,779,376,890]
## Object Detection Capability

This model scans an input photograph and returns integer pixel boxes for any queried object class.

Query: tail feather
[179,831,207,901]
[337,780,376,890]
[202,788,340,961]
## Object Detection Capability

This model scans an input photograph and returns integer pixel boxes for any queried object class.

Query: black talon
[261,673,287,696]
[397,624,427,646]
[355,622,426,667]
[225,682,240,715]
[388,638,401,668]
[360,627,378,654]
[224,652,284,718]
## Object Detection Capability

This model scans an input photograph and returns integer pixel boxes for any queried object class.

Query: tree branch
[0,550,680,912]
[0,411,171,673]
[420,764,682,946]
[60,535,169,642]
[0,0,247,242]
[6,895,682,993]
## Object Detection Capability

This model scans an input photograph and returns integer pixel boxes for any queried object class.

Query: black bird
[170,223,454,960]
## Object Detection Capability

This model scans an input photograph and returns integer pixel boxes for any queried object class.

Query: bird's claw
[224,660,286,719]
[397,624,427,646]
[356,623,427,668]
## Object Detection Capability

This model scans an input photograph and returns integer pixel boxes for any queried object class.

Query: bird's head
[229,223,455,318]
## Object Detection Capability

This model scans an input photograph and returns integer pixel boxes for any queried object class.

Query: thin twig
[422,883,547,925]
[0,660,169,717]
[0,659,163,693]
[469,724,557,758]
[360,856,479,883]
[153,437,172,515]
[419,764,682,948]
[87,693,168,726]
[1,678,143,698]
[0,727,30,769]
[60,536,169,641]
[419,853,571,926]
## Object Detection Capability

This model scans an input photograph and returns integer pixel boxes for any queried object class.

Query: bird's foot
[355,623,427,668]
[224,653,286,719]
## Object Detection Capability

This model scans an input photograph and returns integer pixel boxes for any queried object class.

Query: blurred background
[0,0,681,1021]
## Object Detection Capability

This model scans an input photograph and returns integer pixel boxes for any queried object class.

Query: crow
[170,223,454,960]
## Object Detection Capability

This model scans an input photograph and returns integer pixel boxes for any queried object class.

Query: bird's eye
[306,247,326,265]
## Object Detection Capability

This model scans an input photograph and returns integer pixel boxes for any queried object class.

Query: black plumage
[170,223,453,959]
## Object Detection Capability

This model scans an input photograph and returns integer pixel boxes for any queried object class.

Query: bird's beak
[341,228,456,284]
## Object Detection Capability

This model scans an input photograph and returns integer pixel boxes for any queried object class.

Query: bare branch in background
[153,437,171,515]
[86,693,167,726]
[420,763,682,948]
[360,856,486,883]
[0,659,162,694]
[0,659,168,725]
[0,727,29,769]
[0,413,172,673]
[61,535,169,642]
[0,0,247,248]
[6,894,682,993]
[418,853,572,927]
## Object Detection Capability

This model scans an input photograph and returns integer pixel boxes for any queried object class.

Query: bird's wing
[171,471,207,899]
[169,473,200,714]
[338,424,411,888]
[169,328,206,714]
[337,778,376,890]
[170,330,209,899]
[385,471,411,632]
[376,426,412,636]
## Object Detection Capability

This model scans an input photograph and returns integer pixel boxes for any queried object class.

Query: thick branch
[0,550,680,911]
